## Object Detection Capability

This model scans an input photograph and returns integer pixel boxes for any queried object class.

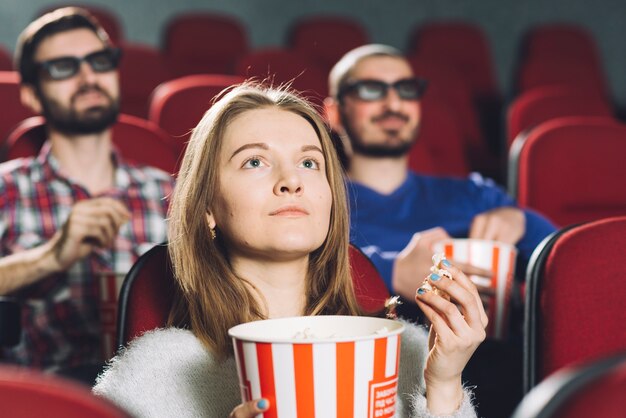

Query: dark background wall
[1,0,624,106]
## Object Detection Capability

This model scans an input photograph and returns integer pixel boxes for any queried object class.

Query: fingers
[71,198,130,247]
[229,398,270,418]
[453,260,492,278]
[417,263,488,332]
[469,208,525,244]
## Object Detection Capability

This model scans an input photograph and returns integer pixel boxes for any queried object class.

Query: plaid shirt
[0,143,175,371]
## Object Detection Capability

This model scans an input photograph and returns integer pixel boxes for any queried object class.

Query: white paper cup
[432,239,517,340]
[229,316,405,418]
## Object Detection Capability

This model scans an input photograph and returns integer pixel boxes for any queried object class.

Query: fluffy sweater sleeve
[397,321,477,418]
[93,328,241,418]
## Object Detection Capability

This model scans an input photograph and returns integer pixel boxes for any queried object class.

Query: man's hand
[468,207,525,244]
[49,197,130,271]
[392,227,451,300]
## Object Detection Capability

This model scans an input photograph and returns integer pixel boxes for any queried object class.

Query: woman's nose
[274,167,303,195]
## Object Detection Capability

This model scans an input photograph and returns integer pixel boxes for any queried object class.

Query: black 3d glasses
[339,78,428,102]
[36,48,121,81]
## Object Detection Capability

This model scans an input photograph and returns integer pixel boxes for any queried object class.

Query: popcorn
[418,252,451,300]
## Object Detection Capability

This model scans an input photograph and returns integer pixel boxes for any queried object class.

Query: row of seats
[3,71,626,231]
[0,10,614,183]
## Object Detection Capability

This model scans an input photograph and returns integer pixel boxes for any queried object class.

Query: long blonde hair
[168,83,361,358]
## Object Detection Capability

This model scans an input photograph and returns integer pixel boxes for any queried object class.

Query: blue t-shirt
[348,172,556,290]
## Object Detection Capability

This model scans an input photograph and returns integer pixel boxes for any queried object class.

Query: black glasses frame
[36,47,122,81]
[338,78,429,102]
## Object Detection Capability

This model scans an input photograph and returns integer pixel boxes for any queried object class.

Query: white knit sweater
[93,322,476,418]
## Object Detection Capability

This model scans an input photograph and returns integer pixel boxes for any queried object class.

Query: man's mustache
[71,84,110,103]
[372,111,409,123]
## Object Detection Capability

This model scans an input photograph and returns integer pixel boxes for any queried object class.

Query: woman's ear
[205,211,216,230]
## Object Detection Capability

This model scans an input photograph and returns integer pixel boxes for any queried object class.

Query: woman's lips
[270,205,309,216]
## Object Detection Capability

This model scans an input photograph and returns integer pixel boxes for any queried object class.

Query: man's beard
[37,84,119,135]
[340,110,418,158]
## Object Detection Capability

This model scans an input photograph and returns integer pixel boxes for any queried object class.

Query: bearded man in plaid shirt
[0,7,175,384]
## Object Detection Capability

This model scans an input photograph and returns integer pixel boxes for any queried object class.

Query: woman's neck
[231,255,308,318]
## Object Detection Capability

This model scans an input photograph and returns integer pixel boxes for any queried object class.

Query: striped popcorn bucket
[432,239,517,340]
[229,316,405,418]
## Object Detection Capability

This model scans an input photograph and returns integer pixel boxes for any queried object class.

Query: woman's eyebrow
[301,145,324,154]
[229,142,268,161]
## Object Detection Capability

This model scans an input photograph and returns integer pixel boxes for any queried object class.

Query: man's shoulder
[0,158,39,184]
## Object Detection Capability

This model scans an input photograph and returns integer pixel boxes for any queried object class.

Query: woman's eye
[300,159,320,170]
[243,157,264,168]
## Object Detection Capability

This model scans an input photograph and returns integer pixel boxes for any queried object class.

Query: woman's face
[209,107,333,262]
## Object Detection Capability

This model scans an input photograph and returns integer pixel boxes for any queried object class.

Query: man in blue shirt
[324,44,556,418]
[324,44,555,301]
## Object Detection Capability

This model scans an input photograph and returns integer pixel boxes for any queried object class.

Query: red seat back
[289,15,369,73]
[235,48,328,104]
[410,94,470,178]
[5,114,178,174]
[118,42,170,118]
[524,217,626,391]
[507,86,613,148]
[0,71,35,151]
[514,352,626,418]
[148,74,245,157]
[163,13,248,76]
[409,21,500,100]
[118,243,390,346]
[516,56,608,98]
[510,116,626,227]
[521,23,602,66]
[0,45,12,70]
[0,365,131,417]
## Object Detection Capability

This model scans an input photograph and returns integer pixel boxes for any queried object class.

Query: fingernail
[417,288,427,295]
[257,399,268,410]
[429,273,441,281]
[442,259,452,268]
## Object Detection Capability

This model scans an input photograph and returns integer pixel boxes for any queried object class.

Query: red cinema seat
[4,114,178,175]
[162,13,248,77]
[410,94,471,178]
[117,243,390,347]
[523,218,626,392]
[118,42,170,119]
[0,365,131,417]
[507,86,614,149]
[409,56,499,177]
[288,15,369,73]
[516,56,609,98]
[521,23,602,68]
[0,71,35,151]
[0,45,12,70]
[38,4,124,45]
[409,21,500,101]
[514,352,626,417]
[148,74,245,157]
[235,47,328,105]
[509,116,626,227]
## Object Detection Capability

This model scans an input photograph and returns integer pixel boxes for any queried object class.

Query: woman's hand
[229,398,269,417]
[414,260,487,415]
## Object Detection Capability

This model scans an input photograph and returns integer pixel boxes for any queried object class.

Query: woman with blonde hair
[94,83,486,418]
